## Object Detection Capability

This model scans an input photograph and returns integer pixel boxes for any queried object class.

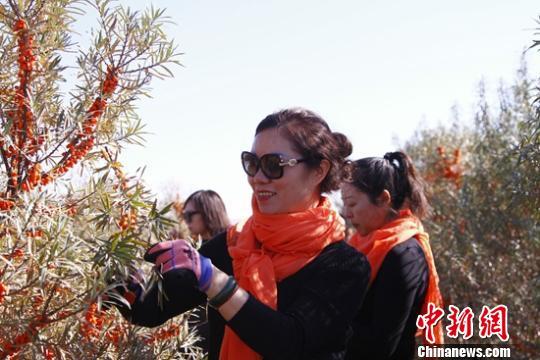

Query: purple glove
[144,239,213,292]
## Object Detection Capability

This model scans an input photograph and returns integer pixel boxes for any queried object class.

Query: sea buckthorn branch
[38,66,119,187]
[2,17,120,196]
[423,146,464,189]
[96,5,155,72]
[1,1,183,358]
[35,126,77,164]
[65,5,180,154]
[0,318,46,358]
[5,283,75,324]
[0,138,15,201]
[1,6,136,198]
[436,147,463,188]
[11,17,42,196]
[94,4,181,93]
[0,197,15,211]
[98,148,144,236]
[0,305,82,359]
[143,323,181,345]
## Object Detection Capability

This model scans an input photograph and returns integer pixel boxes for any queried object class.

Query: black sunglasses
[182,210,200,223]
[241,151,306,180]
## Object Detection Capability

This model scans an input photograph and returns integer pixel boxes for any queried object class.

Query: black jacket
[345,237,429,360]
[122,232,370,360]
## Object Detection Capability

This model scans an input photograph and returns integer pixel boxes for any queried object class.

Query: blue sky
[96,0,540,220]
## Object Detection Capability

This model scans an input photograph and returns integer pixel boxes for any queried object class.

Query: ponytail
[345,151,431,218]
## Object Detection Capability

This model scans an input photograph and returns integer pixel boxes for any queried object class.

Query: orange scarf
[220,196,345,360]
[348,209,444,345]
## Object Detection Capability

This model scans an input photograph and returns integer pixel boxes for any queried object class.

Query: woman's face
[183,200,208,238]
[340,182,389,236]
[248,128,322,214]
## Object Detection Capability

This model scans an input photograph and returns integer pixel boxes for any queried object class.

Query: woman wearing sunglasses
[112,108,370,360]
[340,152,444,360]
[182,189,230,242]
[180,190,230,354]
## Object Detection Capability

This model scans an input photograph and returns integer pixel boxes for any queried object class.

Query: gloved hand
[144,239,213,292]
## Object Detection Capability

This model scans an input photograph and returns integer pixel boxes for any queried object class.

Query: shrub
[0,1,203,358]
[403,61,539,359]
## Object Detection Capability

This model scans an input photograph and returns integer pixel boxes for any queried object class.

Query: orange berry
[33,295,44,308]
[436,146,445,155]
[13,19,26,31]
[21,182,29,192]
[0,282,7,303]
[0,199,15,211]
[11,248,24,260]
[43,347,54,360]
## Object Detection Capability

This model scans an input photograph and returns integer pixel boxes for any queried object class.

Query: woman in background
[182,189,230,242]
[181,189,231,354]
[341,151,443,360]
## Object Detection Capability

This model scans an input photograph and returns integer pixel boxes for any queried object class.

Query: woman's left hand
[144,239,213,291]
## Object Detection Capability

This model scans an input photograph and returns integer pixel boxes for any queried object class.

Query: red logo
[446,305,474,339]
[478,305,509,341]
[417,303,510,342]
[416,302,445,344]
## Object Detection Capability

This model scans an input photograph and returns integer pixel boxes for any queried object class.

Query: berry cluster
[1,18,120,207]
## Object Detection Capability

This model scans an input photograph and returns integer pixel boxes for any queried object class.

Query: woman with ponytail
[112,108,370,359]
[340,151,443,360]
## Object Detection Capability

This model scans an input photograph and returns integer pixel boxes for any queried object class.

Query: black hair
[343,151,431,218]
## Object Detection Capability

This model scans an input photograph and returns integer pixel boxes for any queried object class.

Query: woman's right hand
[144,239,214,292]
[145,240,250,320]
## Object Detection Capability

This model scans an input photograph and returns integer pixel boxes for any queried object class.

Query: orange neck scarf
[348,209,444,345]
[219,196,345,360]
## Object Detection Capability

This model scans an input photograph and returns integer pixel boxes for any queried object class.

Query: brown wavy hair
[255,108,353,194]
[184,190,231,237]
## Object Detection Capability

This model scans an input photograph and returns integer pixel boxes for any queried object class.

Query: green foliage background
[402,57,539,358]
